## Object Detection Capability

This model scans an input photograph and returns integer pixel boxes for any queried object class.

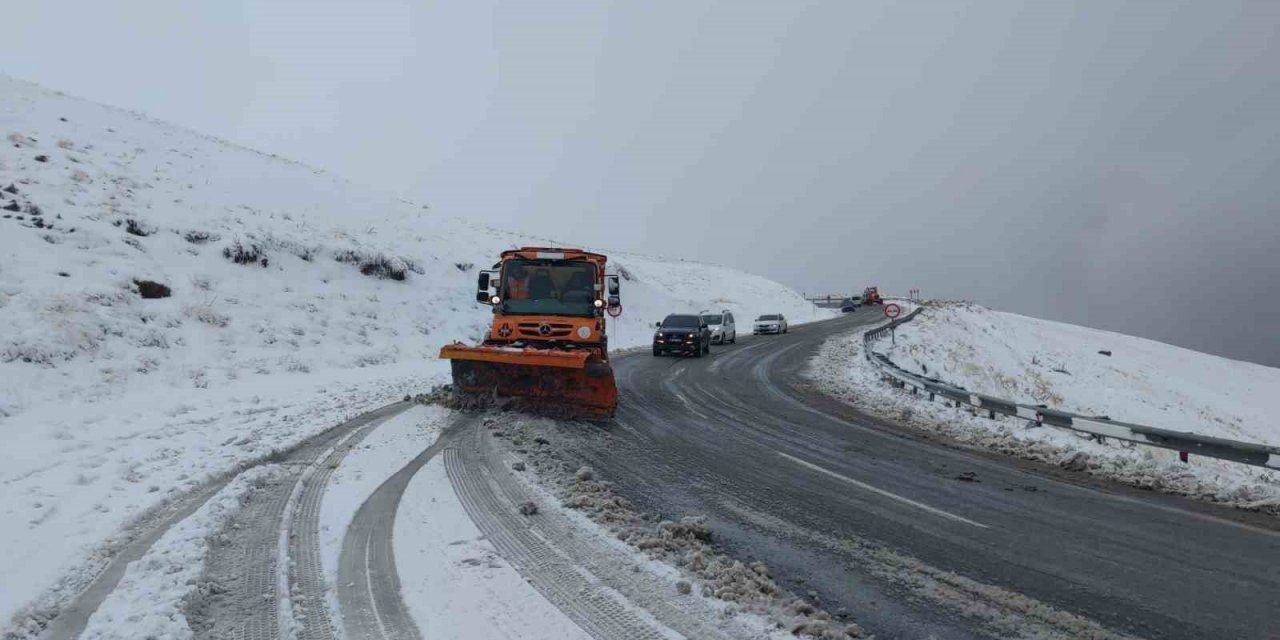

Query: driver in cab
[506,264,531,300]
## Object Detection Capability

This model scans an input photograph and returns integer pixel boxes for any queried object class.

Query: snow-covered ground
[0,75,831,628]
[316,404,446,635]
[808,302,1280,509]
[77,464,284,640]
[394,448,596,640]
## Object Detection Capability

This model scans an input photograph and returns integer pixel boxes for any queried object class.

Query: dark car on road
[653,314,711,357]
[840,296,860,313]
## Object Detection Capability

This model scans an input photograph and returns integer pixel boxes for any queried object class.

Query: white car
[753,314,788,335]
[700,309,737,345]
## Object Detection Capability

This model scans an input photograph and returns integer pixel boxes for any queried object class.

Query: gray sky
[6,1,1279,365]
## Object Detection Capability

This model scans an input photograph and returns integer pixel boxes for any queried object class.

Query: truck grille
[517,322,574,338]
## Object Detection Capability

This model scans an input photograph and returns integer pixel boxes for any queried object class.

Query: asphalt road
[551,314,1280,639]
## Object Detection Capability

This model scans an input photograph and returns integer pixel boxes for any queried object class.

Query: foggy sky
[6,1,1279,365]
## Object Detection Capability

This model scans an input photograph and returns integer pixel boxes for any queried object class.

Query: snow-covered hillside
[808,303,1280,510]
[887,303,1280,447]
[0,75,830,625]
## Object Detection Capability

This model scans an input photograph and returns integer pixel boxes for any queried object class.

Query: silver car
[701,310,737,345]
[752,313,788,335]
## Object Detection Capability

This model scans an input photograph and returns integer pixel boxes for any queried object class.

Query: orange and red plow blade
[439,344,617,421]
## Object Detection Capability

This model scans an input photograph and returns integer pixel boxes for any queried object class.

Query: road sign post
[884,303,901,345]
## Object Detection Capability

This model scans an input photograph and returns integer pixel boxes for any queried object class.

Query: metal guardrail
[863,309,1280,470]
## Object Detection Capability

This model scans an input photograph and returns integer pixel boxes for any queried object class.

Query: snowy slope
[808,302,1280,510]
[0,75,831,626]
[885,303,1280,447]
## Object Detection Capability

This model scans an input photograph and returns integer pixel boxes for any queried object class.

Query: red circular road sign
[884,303,901,319]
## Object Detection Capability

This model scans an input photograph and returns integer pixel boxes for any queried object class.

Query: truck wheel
[653,347,662,357]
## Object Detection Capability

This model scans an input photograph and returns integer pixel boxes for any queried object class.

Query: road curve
[548,314,1280,639]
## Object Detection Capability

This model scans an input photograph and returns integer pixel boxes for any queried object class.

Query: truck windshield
[501,259,597,316]
[701,314,722,325]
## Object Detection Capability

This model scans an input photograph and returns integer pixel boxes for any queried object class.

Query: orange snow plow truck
[439,247,622,421]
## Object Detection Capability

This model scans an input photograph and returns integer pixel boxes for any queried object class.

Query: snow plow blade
[439,344,617,421]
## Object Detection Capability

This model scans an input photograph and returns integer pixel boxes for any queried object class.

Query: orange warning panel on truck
[438,344,591,369]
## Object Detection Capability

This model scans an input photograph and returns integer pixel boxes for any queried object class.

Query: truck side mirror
[608,295,620,308]
[654,321,662,328]
[606,275,620,295]
[476,271,496,304]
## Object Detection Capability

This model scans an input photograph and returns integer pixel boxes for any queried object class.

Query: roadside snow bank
[807,303,1280,511]
[0,74,828,627]
[78,464,284,640]
[885,303,1280,446]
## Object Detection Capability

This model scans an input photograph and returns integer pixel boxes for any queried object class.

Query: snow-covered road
[29,402,800,640]
[0,74,835,633]
[541,315,1280,640]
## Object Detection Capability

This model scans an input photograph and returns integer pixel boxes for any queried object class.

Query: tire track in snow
[444,424,683,640]
[34,401,411,640]
[335,413,475,640]
[185,401,410,640]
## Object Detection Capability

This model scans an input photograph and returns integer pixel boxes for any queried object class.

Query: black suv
[653,314,711,357]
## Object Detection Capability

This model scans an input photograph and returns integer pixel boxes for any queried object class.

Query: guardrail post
[1179,451,1188,464]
